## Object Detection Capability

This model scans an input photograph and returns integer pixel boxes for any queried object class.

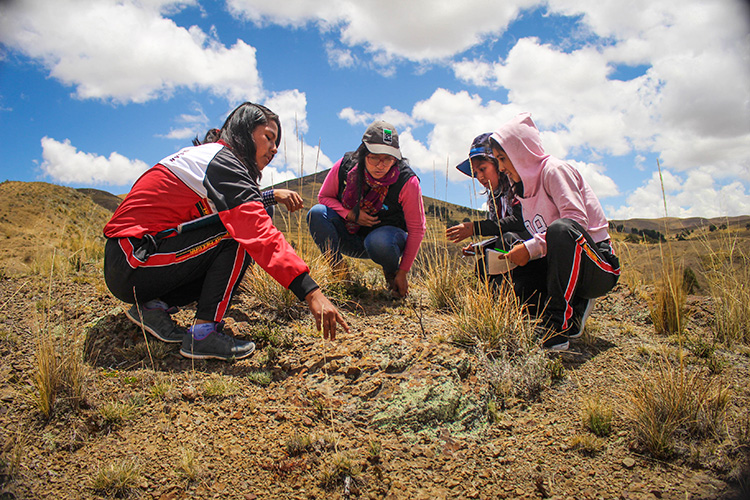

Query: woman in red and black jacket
[104,102,348,361]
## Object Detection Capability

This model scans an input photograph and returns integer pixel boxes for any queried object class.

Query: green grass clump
[98,401,139,427]
[247,370,273,386]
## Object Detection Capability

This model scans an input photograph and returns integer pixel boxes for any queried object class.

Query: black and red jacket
[104,142,317,300]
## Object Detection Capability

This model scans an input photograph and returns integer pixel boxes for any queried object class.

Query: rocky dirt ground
[1,263,749,500]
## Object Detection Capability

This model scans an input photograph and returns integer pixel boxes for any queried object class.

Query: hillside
[0,181,748,499]
[268,170,750,236]
[0,181,112,276]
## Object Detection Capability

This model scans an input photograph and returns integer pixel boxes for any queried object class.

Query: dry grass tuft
[285,431,313,457]
[481,349,550,409]
[91,459,141,496]
[624,350,730,459]
[32,332,59,419]
[319,453,362,492]
[701,230,750,346]
[31,322,88,418]
[649,242,687,337]
[202,374,239,399]
[581,396,614,437]
[176,446,201,482]
[98,400,140,427]
[241,264,301,317]
[448,278,533,354]
[416,240,470,311]
[0,431,25,481]
[570,433,606,455]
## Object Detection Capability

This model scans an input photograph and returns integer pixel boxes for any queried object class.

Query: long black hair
[192,128,221,146]
[486,138,514,220]
[206,102,282,182]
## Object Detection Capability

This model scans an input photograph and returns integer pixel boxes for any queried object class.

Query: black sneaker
[568,299,596,339]
[126,303,186,343]
[180,323,255,361]
[535,325,570,352]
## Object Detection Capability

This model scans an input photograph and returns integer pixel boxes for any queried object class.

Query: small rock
[623,457,636,469]
[345,365,361,379]
[182,385,197,401]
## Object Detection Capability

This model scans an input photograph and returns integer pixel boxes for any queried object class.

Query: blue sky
[1,0,749,219]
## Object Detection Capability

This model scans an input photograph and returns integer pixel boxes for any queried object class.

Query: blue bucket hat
[455,132,497,177]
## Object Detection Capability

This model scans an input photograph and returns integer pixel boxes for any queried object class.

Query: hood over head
[491,112,549,196]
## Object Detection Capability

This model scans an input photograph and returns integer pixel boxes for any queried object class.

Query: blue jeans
[306,204,406,276]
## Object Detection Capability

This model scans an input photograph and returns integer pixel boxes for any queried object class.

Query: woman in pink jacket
[307,121,426,298]
[476,113,620,351]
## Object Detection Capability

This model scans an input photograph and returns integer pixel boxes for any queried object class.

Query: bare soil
[0,267,749,500]
[0,181,748,499]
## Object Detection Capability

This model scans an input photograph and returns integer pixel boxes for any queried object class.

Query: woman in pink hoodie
[478,113,620,351]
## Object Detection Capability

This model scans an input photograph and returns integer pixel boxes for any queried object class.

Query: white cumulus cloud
[0,0,263,104]
[227,0,538,61]
[40,137,150,186]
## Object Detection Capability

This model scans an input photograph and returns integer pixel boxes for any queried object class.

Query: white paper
[487,249,517,275]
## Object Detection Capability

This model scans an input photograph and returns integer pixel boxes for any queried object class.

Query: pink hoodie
[492,113,610,260]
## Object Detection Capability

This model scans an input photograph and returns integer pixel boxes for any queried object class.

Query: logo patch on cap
[383,129,393,145]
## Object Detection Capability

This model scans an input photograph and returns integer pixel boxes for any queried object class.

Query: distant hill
[76,188,124,212]
[609,215,750,237]
[0,181,112,275]
[2,179,747,254]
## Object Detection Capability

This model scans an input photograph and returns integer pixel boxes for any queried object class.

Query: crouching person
[470,113,620,351]
[307,120,426,298]
[103,102,348,361]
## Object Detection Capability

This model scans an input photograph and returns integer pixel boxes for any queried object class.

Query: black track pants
[104,223,252,323]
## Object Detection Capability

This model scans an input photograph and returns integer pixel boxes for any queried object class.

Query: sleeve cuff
[288,272,319,301]
[262,189,276,208]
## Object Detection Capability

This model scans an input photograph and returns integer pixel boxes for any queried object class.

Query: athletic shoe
[125,303,186,343]
[180,323,255,361]
[535,325,570,352]
[568,299,596,339]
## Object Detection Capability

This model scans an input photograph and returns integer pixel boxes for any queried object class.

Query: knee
[307,205,333,233]
[364,229,404,257]
[546,218,578,244]
[306,204,327,224]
